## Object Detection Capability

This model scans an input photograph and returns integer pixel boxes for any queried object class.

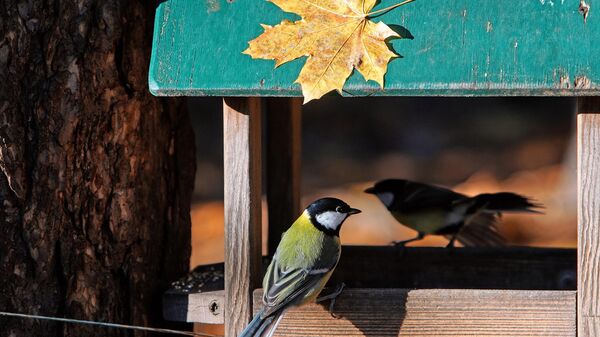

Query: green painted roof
[149,0,599,97]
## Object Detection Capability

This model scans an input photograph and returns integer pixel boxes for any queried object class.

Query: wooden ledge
[253,288,576,337]
[163,246,575,324]
[164,287,576,334]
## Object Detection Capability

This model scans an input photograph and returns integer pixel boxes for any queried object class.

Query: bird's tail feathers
[262,312,285,337]
[471,192,543,213]
[238,309,285,337]
[452,212,506,247]
[238,311,267,337]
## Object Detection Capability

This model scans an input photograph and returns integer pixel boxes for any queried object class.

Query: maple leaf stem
[366,0,416,18]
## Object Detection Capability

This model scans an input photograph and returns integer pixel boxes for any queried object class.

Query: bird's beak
[364,187,376,194]
[347,208,362,215]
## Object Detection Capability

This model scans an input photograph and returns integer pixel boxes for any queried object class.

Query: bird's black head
[364,179,409,209]
[305,197,361,236]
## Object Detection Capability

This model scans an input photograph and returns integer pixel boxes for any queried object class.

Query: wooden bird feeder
[150,1,600,336]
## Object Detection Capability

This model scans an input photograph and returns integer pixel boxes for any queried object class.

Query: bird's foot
[392,233,425,248]
[317,282,346,319]
[391,240,408,247]
[446,237,458,249]
[445,240,459,256]
[391,241,409,259]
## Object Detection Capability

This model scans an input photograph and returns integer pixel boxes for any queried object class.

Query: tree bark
[0,1,195,336]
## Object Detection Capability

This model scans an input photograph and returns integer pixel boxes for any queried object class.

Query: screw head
[209,300,221,316]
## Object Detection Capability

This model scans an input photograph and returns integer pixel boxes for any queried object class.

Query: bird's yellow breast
[276,211,341,270]
[392,210,446,234]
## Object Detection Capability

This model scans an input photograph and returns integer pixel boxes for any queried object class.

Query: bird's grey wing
[454,211,506,247]
[262,260,333,318]
[397,181,466,211]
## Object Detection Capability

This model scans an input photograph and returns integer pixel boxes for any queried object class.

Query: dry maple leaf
[244,0,415,103]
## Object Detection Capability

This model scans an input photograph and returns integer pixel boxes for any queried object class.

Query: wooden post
[266,98,302,256]
[223,97,263,337]
[577,97,600,337]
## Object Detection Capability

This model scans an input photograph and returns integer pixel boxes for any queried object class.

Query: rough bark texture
[0,1,195,336]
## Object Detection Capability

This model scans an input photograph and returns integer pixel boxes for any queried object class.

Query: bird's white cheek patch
[378,192,394,208]
[316,211,346,230]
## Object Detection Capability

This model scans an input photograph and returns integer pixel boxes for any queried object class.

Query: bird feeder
[150,1,600,336]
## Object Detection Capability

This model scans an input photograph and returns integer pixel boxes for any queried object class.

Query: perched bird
[364,179,542,247]
[239,197,361,337]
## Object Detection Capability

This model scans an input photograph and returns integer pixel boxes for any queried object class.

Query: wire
[0,311,222,337]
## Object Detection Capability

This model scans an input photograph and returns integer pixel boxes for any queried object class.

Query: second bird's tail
[238,309,285,337]
[453,192,543,247]
[470,192,543,213]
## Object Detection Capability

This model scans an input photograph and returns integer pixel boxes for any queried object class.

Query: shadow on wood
[312,288,406,337]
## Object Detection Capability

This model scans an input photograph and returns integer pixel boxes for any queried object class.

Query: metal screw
[209,301,220,316]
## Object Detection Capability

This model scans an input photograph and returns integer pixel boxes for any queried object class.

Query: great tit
[365,179,542,248]
[239,197,361,337]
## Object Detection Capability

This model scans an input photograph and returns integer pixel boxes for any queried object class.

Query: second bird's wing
[454,211,506,247]
[396,181,467,211]
[261,258,333,318]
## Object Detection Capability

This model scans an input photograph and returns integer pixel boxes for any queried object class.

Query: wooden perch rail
[329,246,575,289]
[163,246,575,324]
[253,288,576,337]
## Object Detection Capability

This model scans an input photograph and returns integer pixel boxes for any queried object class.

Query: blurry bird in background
[239,198,361,337]
[365,179,543,248]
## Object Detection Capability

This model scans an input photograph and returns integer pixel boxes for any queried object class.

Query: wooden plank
[149,0,600,97]
[223,97,262,337]
[163,247,575,323]
[330,246,575,290]
[164,290,225,324]
[187,291,225,324]
[252,289,576,336]
[577,100,600,337]
[266,97,302,256]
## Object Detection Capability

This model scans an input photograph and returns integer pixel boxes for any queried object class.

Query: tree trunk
[0,1,195,336]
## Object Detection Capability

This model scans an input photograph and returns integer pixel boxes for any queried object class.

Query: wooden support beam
[266,97,302,256]
[577,97,600,337]
[253,289,576,337]
[223,97,262,337]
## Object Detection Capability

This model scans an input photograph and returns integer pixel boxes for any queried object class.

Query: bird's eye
[335,206,344,213]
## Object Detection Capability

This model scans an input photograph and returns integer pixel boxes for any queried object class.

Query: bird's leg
[316,282,346,319]
[446,234,457,248]
[392,232,425,247]
[446,223,465,248]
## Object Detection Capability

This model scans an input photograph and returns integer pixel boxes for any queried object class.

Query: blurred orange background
[189,96,576,268]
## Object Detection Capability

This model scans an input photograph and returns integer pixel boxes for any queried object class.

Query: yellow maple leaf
[244,0,415,103]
